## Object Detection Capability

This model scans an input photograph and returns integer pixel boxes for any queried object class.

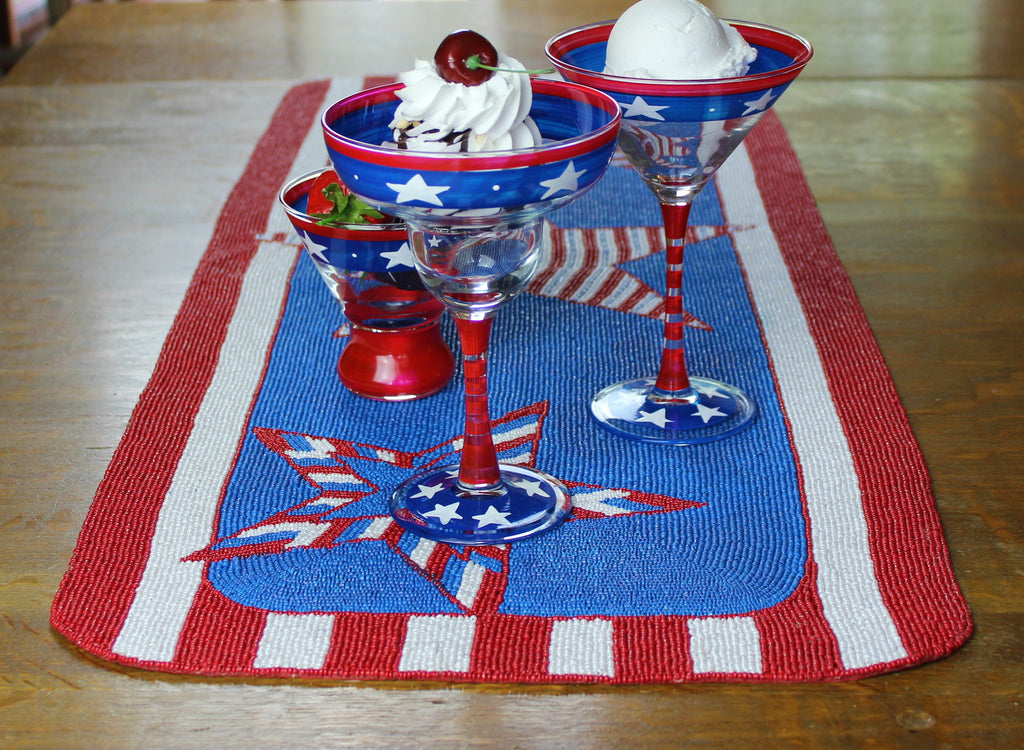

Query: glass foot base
[390,464,571,545]
[338,321,454,401]
[590,376,756,445]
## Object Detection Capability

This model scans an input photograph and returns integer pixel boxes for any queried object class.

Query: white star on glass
[539,161,587,199]
[510,479,550,498]
[742,89,776,116]
[636,408,669,428]
[622,96,668,121]
[692,402,727,424]
[301,234,329,264]
[381,241,415,269]
[387,173,451,206]
[694,381,729,400]
[472,505,513,528]
[410,482,446,500]
[422,502,463,525]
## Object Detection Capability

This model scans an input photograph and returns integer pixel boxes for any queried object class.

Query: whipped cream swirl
[388,53,542,152]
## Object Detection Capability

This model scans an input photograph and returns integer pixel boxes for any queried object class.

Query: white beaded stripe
[398,615,477,673]
[548,618,615,677]
[254,613,336,670]
[112,78,366,663]
[717,145,907,670]
[688,616,762,674]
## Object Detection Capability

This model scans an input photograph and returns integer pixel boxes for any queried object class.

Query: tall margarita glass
[547,21,812,444]
[322,79,621,544]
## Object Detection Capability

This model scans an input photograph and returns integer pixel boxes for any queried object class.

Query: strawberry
[307,169,392,226]
[307,169,343,215]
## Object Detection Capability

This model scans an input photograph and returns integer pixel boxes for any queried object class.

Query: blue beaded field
[204,158,805,618]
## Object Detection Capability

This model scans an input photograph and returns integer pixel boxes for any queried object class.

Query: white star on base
[622,96,668,121]
[539,161,586,200]
[742,89,776,116]
[473,505,513,528]
[387,173,451,206]
[636,408,669,428]
[694,382,729,400]
[510,479,549,498]
[381,241,415,269]
[692,402,727,424]
[411,482,446,500]
[422,502,463,525]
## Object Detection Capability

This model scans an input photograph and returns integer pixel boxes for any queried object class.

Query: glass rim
[321,78,623,171]
[544,19,814,94]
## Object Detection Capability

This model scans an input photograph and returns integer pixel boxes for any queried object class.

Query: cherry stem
[653,202,694,394]
[453,317,501,489]
[465,55,555,76]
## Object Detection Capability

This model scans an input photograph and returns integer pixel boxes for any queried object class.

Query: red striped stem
[453,317,501,488]
[653,202,693,394]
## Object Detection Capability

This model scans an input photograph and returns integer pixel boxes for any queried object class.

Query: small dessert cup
[279,168,455,401]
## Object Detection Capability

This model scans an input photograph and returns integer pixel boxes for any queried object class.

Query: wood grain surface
[1,1,1022,747]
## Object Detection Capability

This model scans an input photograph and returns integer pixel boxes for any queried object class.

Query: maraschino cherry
[433,30,499,86]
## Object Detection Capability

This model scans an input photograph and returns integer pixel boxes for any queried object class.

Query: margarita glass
[322,79,621,544]
[547,21,812,444]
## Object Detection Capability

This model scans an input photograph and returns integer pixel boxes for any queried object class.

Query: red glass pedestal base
[338,321,455,401]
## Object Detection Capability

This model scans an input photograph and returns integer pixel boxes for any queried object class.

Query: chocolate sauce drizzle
[394,124,472,152]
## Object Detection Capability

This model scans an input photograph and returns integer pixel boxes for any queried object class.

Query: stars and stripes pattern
[532,223,735,327]
[189,400,702,615]
[49,78,972,684]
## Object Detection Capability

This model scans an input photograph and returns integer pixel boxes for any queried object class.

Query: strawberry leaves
[307,170,390,226]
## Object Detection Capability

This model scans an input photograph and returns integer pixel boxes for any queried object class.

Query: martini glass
[322,78,621,544]
[547,21,812,444]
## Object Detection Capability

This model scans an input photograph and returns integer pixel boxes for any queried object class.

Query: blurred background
[3,0,75,71]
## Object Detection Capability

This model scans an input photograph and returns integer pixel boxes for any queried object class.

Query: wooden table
[2,1,1021,746]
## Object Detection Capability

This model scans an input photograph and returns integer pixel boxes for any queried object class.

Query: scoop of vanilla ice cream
[603,0,757,80]
[389,53,542,152]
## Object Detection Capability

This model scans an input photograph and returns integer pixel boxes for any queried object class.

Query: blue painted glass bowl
[321,78,622,216]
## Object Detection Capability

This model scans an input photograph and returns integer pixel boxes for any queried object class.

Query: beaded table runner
[51,78,971,683]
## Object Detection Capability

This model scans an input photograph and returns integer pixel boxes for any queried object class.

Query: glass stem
[654,202,693,394]
[453,316,501,489]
